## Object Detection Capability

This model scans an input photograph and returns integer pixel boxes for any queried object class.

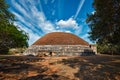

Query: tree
[0,0,29,54]
[86,0,120,54]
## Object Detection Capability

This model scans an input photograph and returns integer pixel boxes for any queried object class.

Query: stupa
[24,32,95,56]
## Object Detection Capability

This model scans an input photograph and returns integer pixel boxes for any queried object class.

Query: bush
[0,46,9,54]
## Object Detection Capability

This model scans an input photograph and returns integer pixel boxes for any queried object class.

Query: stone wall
[90,44,97,54]
[24,45,95,56]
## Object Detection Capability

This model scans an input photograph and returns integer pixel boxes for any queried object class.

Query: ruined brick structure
[24,32,96,56]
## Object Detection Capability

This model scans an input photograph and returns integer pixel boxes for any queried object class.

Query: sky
[6,0,94,45]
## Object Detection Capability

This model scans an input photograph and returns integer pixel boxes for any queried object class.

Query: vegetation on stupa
[86,0,120,54]
[0,0,29,54]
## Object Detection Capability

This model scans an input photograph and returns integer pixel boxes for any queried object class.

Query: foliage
[0,0,28,54]
[86,0,120,54]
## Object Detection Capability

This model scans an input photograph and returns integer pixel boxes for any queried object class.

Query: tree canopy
[86,0,120,54]
[0,0,29,54]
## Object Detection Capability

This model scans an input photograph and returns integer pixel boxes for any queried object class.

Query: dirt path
[0,55,120,80]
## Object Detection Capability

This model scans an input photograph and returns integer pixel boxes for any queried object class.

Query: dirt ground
[0,55,120,80]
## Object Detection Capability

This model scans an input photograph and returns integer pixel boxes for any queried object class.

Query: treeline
[0,0,28,54]
[86,0,120,55]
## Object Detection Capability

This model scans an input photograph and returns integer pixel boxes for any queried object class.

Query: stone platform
[24,45,95,56]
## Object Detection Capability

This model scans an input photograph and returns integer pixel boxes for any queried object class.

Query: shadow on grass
[59,55,120,80]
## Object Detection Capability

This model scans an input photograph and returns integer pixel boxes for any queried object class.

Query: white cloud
[65,31,72,33]
[39,21,55,33]
[75,26,83,35]
[12,11,42,36]
[12,11,25,22]
[56,18,78,29]
[11,0,57,45]
[29,32,40,45]
[11,0,29,18]
[56,17,83,35]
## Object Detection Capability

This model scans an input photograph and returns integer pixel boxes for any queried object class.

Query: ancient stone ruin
[24,32,96,56]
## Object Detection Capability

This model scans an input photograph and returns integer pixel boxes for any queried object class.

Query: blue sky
[6,0,94,45]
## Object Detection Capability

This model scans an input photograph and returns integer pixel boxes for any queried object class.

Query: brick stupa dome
[33,32,89,45]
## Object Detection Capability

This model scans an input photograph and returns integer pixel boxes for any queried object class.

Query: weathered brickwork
[24,45,95,56]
